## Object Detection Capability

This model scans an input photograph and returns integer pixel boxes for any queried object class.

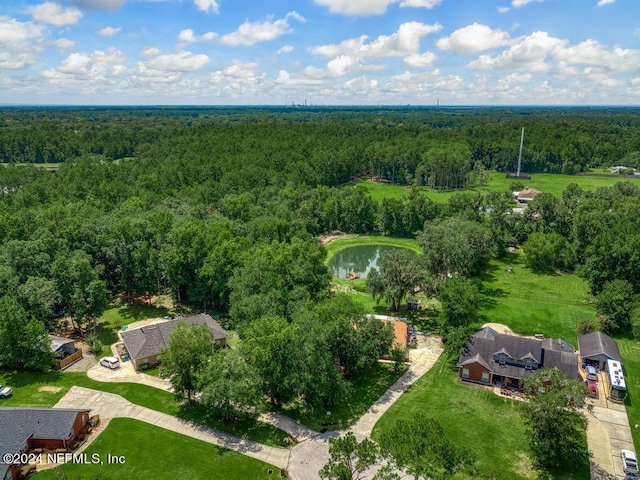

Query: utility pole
[517,127,524,177]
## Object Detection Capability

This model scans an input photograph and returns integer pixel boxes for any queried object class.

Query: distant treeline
[1,107,639,178]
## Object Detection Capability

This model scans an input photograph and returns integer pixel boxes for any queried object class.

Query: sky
[1,0,639,105]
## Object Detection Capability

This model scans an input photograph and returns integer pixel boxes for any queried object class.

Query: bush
[575,319,598,336]
[631,309,640,340]
[85,333,103,354]
[510,181,525,191]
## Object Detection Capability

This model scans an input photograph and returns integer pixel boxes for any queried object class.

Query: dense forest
[1,106,640,411]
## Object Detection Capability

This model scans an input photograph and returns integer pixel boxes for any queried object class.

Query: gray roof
[578,331,622,363]
[121,314,227,361]
[49,335,75,353]
[457,327,578,380]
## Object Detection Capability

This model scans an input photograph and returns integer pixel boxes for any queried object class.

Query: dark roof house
[0,407,91,479]
[578,331,622,370]
[121,314,227,369]
[457,327,578,388]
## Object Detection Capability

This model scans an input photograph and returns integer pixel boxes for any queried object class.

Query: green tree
[366,249,421,311]
[522,232,571,273]
[0,296,54,371]
[198,348,264,422]
[390,345,407,373]
[320,432,388,480]
[379,414,473,480]
[16,276,61,322]
[161,320,215,402]
[522,368,590,470]
[438,277,481,328]
[595,279,637,334]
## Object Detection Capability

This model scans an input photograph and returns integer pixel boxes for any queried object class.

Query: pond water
[328,244,415,279]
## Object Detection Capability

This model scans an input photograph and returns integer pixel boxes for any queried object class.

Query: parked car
[99,356,120,369]
[585,364,598,381]
[0,385,12,398]
[621,449,638,475]
[625,474,638,480]
[585,379,598,397]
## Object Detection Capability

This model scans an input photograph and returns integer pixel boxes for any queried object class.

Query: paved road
[287,335,443,480]
[54,386,289,469]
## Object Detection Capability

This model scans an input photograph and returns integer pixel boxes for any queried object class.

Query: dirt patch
[38,386,63,393]
[481,322,516,335]
[317,232,358,245]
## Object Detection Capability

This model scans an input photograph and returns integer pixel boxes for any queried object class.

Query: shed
[578,331,622,371]
[49,335,76,357]
[407,298,421,311]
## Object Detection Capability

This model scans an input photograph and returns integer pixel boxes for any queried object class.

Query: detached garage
[578,331,622,371]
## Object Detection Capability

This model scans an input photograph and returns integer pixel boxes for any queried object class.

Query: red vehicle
[585,379,598,397]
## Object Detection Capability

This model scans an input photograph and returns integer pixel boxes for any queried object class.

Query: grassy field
[345,172,640,204]
[275,362,407,431]
[0,370,289,447]
[323,234,422,261]
[33,418,277,480]
[619,335,640,452]
[478,253,596,345]
[371,357,590,480]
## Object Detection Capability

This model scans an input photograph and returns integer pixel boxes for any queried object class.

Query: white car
[99,356,120,369]
[621,449,638,475]
[0,385,12,398]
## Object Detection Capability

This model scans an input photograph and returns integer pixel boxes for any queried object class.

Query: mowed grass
[618,335,640,452]
[275,362,407,431]
[345,172,640,204]
[33,418,277,480]
[323,234,422,261]
[0,370,288,447]
[372,356,590,480]
[479,253,596,345]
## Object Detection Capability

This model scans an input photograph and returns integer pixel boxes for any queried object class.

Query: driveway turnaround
[87,360,173,391]
[287,335,443,480]
[54,386,289,469]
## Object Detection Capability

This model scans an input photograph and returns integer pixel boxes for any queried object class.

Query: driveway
[87,360,173,392]
[287,335,443,480]
[54,386,289,469]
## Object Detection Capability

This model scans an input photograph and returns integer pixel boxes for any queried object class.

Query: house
[457,327,578,389]
[121,314,227,370]
[49,336,83,370]
[578,331,622,371]
[0,407,91,480]
[516,188,541,203]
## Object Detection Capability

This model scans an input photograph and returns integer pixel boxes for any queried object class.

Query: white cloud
[597,0,615,5]
[0,16,43,43]
[399,0,442,8]
[312,22,442,59]
[313,0,396,16]
[437,23,511,53]
[98,26,121,37]
[29,2,82,26]
[468,31,566,73]
[554,39,640,72]
[140,47,160,58]
[52,38,76,49]
[404,51,437,67]
[498,6,510,13]
[278,45,294,54]
[193,0,219,14]
[43,48,126,80]
[220,12,305,47]
[139,50,209,73]
[512,0,544,6]
[178,28,218,43]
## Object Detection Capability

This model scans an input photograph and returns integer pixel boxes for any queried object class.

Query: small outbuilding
[578,331,622,371]
[407,298,421,311]
[49,335,83,370]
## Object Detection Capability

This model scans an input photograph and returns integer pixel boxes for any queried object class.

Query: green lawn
[345,172,640,204]
[618,335,640,452]
[33,418,278,480]
[323,234,422,261]
[0,370,289,447]
[275,362,407,431]
[372,356,590,480]
[478,253,596,345]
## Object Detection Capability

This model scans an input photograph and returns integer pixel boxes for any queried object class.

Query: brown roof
[382,319,408,348]
[517,188,542,200]
[578,331,621,363]
[121,314,227,361]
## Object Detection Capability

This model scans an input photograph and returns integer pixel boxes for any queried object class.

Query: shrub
[575,319,598,336]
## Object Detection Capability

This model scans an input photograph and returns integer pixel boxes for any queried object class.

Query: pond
[328,245,416,279]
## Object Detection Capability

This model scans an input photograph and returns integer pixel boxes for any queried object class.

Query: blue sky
[1,0,639,105]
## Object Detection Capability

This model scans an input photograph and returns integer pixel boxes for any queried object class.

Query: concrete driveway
[55,386,290,469]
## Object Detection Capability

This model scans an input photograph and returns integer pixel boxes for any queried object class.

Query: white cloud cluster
[98,26,122,37]
[42,48,127,82]
[597,0,615,5]
[220,12,305,46]
[29,2,83,26]
[512,0,545,7]
[178,28,217,43]
[0,16,44,70]
[437,23,512,53]
[193,0,220,14]
[313,0,441,16]
[139,50,210,73]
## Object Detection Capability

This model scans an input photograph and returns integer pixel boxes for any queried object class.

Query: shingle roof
[0,407,90,447]
[121,314,227,361]
[49,335,75,353]
[578,331,622,362]
[457,327,578,380]
[517,188,542,200]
